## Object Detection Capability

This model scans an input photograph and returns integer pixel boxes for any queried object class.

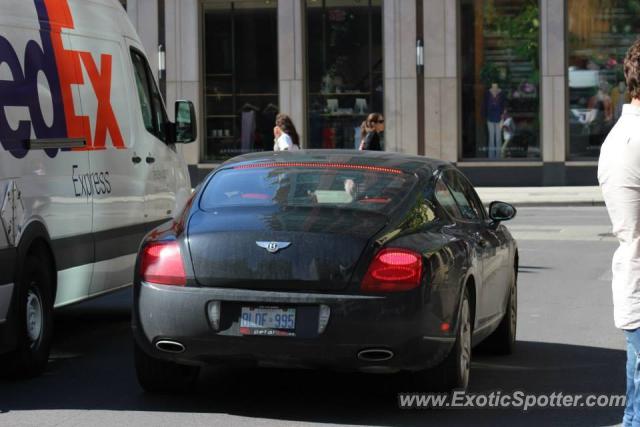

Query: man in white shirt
[598,39,640,427]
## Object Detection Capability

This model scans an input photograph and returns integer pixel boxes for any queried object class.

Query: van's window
[130,49,168,141]
[131,53,154,134]
[148,65,168,141]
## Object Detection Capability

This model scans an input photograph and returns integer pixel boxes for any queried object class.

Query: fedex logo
[0,0,124,159]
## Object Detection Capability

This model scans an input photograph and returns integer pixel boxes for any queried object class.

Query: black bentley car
[132,150,518,392]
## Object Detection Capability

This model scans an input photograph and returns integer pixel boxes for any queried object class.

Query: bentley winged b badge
[256,241,291,254]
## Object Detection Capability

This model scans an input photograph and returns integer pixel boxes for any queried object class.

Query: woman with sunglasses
[359,113,385,151]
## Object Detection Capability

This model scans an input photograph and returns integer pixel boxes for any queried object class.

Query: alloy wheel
[459,297,471,389]
[26,286,43,346]
[509,277,517,340]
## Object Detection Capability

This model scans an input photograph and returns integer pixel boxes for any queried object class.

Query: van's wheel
[481,269,517,355]
[134,341,200,393]
[414,288,472,391]
[2,253,54,378]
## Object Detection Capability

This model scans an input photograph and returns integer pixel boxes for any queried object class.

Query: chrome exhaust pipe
[357,348,394,362]
[155,340,185,353]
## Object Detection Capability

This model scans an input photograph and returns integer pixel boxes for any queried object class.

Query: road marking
[508,225,616,242]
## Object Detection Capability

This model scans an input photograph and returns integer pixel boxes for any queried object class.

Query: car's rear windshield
[199,163,416,214]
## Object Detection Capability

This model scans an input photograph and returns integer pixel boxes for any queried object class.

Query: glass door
[459,0,541,160]
[203,1,279,161]
[306,0,383,150]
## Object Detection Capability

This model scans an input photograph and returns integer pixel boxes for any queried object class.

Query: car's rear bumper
[133,282,457,373]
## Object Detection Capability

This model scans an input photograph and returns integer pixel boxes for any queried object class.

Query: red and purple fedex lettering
[0,0,125,158]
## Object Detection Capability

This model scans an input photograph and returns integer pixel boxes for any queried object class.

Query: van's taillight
[361,248,423,292]
[140,241,187,286]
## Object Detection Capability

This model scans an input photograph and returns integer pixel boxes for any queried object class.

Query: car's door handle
[131,156,142,164]
[146,156,155,164]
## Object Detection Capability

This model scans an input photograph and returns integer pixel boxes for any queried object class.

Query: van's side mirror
[173,100,197,143]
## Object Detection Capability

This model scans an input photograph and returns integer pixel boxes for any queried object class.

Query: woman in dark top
[359,113,385,151]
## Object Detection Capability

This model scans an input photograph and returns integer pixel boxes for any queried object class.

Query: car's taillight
[140,241,187,286]
[361,248,423,292]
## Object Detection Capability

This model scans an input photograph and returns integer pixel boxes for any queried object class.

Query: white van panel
[54,264,94,308]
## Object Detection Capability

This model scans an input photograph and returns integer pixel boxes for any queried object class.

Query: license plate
[239,307,296,337]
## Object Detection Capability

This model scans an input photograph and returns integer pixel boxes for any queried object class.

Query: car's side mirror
[173,100,197,143]
[489,201,516,222]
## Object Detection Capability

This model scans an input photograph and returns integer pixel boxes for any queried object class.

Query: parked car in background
[132,150,518,392]
[0,0,197,378]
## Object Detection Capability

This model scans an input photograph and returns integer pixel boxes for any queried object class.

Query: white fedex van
[0,0,197,377]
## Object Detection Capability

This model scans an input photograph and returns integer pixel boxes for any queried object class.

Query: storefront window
[568,0,638,159]
[306,0,383,150]
[460,0,541,160]
[203,1,278,161]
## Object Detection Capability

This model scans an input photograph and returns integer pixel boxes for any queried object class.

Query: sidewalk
[475,186,604,207]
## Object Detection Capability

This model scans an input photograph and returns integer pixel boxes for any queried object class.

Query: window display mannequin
[484,82,506,159]
[500,107,516,158]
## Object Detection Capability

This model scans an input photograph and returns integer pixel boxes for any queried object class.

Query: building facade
[122,0,631,186]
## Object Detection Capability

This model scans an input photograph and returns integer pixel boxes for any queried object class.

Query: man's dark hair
[624,39,640,100]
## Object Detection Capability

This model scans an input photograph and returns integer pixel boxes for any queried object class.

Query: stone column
[127,0,159,81]
[126,0,138,30]
[541,0,566,166]
[423,0,458,162]
[383,0,418,154]
[278,0,306,146]
[165,0,200,166]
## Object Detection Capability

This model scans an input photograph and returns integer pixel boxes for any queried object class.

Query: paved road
[0,207,626,426]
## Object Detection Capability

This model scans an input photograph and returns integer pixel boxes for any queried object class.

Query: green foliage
[485,0,540,67]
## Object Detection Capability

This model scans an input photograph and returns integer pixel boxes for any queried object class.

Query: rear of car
[132,156,461,390]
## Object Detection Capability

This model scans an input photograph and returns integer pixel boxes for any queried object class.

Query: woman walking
[273,113,300,151]
[359,113,385,151]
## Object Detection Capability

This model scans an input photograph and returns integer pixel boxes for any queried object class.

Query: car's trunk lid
[187,206,387,291]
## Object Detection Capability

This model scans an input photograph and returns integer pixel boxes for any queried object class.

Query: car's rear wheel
[1,253,54,379]
[134,341,200,393]
[481,268,517,355]
[414,287,472,391]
